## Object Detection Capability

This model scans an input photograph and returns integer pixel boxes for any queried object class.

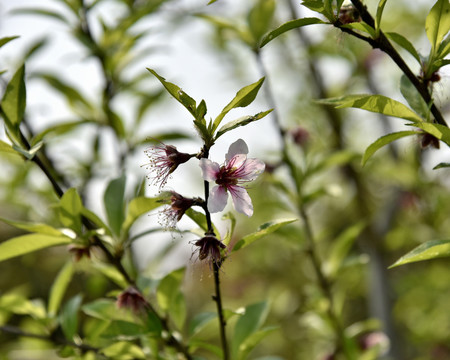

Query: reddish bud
[117,287,148,314]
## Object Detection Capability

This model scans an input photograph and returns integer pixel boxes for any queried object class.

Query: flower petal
[228,185,253,217]
[239,158,265,180]
[225,139,248,162]
[200,159,220,182]
[208,185,229,213]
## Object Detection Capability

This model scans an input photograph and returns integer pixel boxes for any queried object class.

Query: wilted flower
[289,126,310,147]
[160,191,201,228]
[199,139,265,217]
[117,286,148,314]
[419,132,440,149]
[68,244,91,262]
[143,142,192,188]
[193,235,227,266]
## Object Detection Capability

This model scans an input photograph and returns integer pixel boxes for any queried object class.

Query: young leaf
[58,188,83,233]
[389,239,450,268]
[147,68,197,117]
[122,196,161,236]
[156,267,185,313]
[437,33,450,58]
[0,216,67,237]
[409,122,450,146]
[215,110,272,140]
[101,341,146,359]
[60,294,82,341]
[232,218,297,252]
[375,0,388,35]
[425,0,450,54]
[385,32,421,63]
[188,312,217,337]
[433,162,450,169]
[362,131,418,166]
[104,175,126,237]
[212,78,265,133]
[260,18,326,47]
[231,301,269,359]
[185,208,220,236]
[93,263,128,288]
[247,0,276,45]
[0,234,71,263]
[342,22,376,38]
[1,65,26,143]
[318,94,423,122]
[48,261,74,317]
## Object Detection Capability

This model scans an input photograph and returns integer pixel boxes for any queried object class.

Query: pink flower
[143,142,192,188]
[199,139,265,216]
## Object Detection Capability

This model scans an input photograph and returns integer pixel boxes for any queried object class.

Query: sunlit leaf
[362,131,418,166]
[385,32,421,63]
[425,0,450,53]
[93,263,128,288]
[342,22,376,38]
[409,122,450,146]
[0,234,71,263]
[389,239,450,268]
[0,293,46,318]
[248,0,276,45]
[215,110,272,139]
[58,188,83,233]
[260,18,326,47]
[212,77,265,133]
[48,261,74,317]
[318,94,423,122]
[122,197,161,236]
[400,75,430,120]
[232,218,297,252]
[375,0,388,34]
[101,341,146,359]
[0,217,66,236]
[0,140,20,156]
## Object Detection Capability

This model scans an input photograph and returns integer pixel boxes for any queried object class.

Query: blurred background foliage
[0,0,449,359]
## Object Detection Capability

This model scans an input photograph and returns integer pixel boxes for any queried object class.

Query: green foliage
[390,239,450,268]
[104,175,127,237]
[48,261,74,317]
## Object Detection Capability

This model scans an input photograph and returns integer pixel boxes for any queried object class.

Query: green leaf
[342,22,376,38]
[375,0,388,34]
[400,75,430,120]
[248,0,276,45]
[147,68,197,117]
[156,267,185,313]
[0,36,19,49]
[185,208,220,236]
[385,32,421,63]
[0,293,46,318]
[12,8,70,24]
[58,188,83,233]
[318,94,423,123]
[104,175,126,237]
[215,110,272,140]
[425,0,450,53]
[101,341,146,359]
[260,17,326,47]
[12,140,43,160]
[0,233,71,262]
[362,131,418,166]
[232,301,269,359]
[48,261,74,317]
[433,162,450,169]
[232,218,297,252]
[82,299,134,322]
[188,312,217,337]
[324,222,366,278]
[1,65,26,143]
[31,120,93,145]
[389,239,450,268]
[409,122,450,146]
[437,33,450,58]
[0,216,67,237]
[122,197,161,236]
[93,263,128,288]
[101,320,149,339]
[212,78,265,133]
[238,326,278,360]
[60,294,82,340]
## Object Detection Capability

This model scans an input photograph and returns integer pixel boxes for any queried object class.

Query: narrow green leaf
[232,301,269,359]
[58,188,83,233]
[0,293,46,318]
[324,222,366,278]
[93,263,128,288]
[362,131,418,166]
[82,299,135,322]
[156,267,185,313]
[319,94,423,123]
[1,65,26,141]
[101,342,146,359]
[385,32,421,63]
[260,17,326,47]
[0,234,71,262]
[425,0,450,53]
[60,294,82,340]
[0,36,19,48]
[48,261,74,317]
[375,0,388,34]
[31,120,93,145]
[389,239,450,268]
[104,175,126,237]
[122,197,161,236]
[101,320,149,339]
[232,219,297,252]
[400,75,430,120]
[185,208,220,236]
[188,312,217,337]
[0,217,66,236]
[433,162,450,169]
[342,22,376,38]
[215,110,272,140]
[0,140,20,156]
[12,8,70,24]
[147,68,197,117]
[208,0,219,4]
[212,78,265,132]
[409,122,450,146]
[437,33,450,58]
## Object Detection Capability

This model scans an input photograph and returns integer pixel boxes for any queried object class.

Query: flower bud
[117,286,148,314]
